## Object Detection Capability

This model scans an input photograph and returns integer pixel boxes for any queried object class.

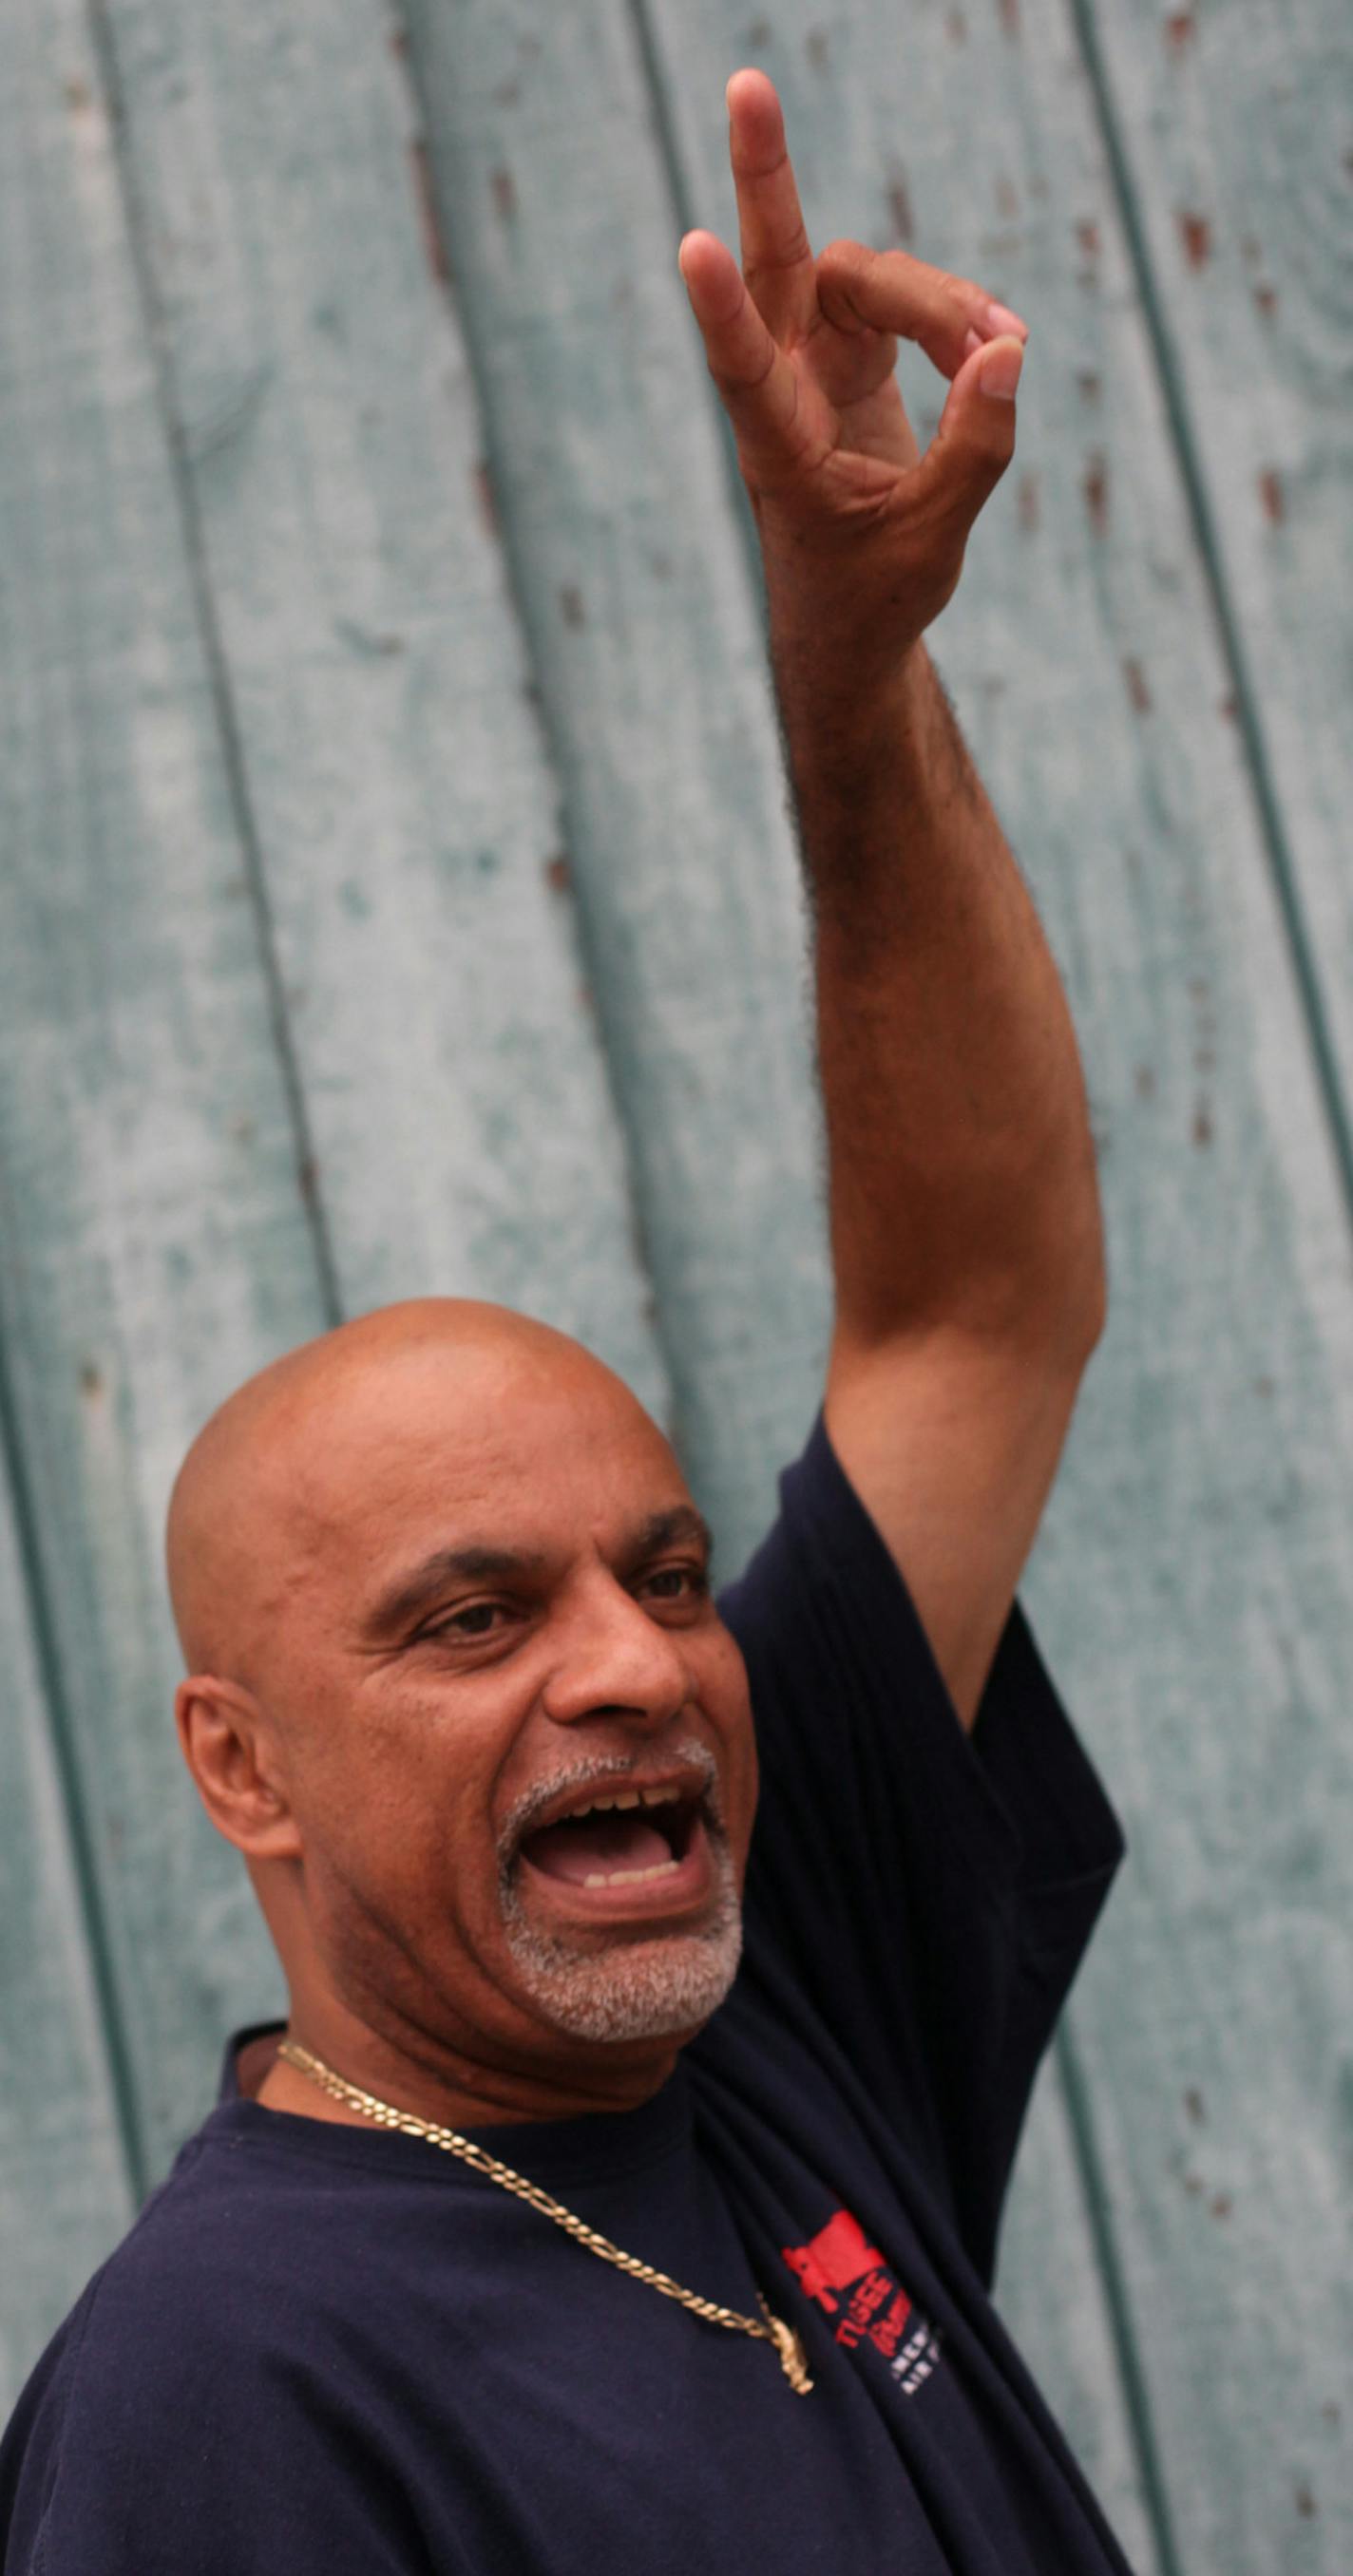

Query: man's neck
[243,2020,684,2131]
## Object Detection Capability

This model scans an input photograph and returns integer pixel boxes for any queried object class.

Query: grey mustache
[497,1738,721,1870]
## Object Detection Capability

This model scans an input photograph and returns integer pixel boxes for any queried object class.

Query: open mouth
[513,1781,715,1916]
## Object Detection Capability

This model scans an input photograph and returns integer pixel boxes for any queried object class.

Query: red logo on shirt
[781,2207,943,2396]
[781,2208,883,2311]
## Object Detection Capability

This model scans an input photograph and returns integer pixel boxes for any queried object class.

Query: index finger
[676,229,835,487]
[725,67,818,347]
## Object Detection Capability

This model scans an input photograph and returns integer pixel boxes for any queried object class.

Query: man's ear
[175,1675,301,1862]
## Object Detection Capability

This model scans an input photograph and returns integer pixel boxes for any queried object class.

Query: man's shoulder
[12,2112,321,2418]
[23,2140,242,2392]
[1,2132,244,2546]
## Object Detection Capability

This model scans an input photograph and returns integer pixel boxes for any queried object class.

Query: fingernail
[962,327,984,362]
[981,338,1023,401]
[984,299,1029,341]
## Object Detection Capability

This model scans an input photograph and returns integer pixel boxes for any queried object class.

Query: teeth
[555,1784,683,1827]
[582,1858,682,1888]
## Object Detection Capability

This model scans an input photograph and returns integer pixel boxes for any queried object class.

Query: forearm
[769,622,1106,1352]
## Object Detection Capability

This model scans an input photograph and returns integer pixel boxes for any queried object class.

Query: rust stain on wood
[1294,2481,1318,2519]
[1018,471,1039,531]
[1134,1065,1156,1102]
[559,584,586,630]
[1077,369,1101,404]
[389,25,409,56]
[545,853,572,895]
[472,460,501,541]
[408,138,451,284]
[945,7,968,40]
[297,1155,319,1207]
[1084,452,1109,535]
[1178,210,1211,269]
[79,1362,104,1399]
[996,177,1020,219]
[1253,282,1278,321]
[805,28,830,71]
[1076,218,1100,258]
[1123,657,1152,712]
[1259,467,1284,524]
[1219,691,1238,721]
[997,0,1020,34]
[1191,1101,1213,1147]
[1164,11,1195,49]
[492,166,517,224]
[886,175,914,243]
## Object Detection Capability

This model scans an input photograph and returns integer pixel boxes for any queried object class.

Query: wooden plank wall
[2,0,1348,2564]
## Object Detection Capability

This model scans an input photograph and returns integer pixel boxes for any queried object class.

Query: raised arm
[679,71,1105,1731]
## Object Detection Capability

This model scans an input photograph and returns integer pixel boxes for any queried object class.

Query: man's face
[247,1333,758,2084]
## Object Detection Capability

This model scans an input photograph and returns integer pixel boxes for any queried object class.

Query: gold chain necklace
[276,2038,813,2395]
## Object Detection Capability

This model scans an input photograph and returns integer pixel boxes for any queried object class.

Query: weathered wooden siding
[1,0,1348,2565]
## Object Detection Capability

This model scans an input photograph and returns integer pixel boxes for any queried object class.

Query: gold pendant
[761,2303,814,2395]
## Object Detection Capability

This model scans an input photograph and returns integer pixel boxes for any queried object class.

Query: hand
[677,69,1028,666]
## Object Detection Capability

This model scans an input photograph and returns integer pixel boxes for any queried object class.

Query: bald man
[2,69,1134,2576]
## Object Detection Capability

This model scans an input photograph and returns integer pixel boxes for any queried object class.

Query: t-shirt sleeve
[715,1403,1126,2282]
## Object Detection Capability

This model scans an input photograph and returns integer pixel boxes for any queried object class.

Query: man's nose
[541,1580,694,1732]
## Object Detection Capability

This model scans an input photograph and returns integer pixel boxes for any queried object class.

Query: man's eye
[417,1597,505,1638]
[420,1565,707,1645]
[424,1602,505,1641]
[645,1564,710,1602]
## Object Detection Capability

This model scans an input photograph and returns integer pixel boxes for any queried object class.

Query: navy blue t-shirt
[1,1408,1134,2573]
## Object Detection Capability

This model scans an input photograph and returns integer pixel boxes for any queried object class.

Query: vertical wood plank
[1040,4,1353,2556]
[101,0,669,1399]
[0,1447,132,2412]
[1081,0,1353,1194]
[0,0,331,2226]
[994,2062,1164,2573]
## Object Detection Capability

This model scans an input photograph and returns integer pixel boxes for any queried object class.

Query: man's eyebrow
[363,1506,715,1638]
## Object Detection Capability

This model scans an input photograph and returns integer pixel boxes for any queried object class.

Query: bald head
[164,1298,651,1690]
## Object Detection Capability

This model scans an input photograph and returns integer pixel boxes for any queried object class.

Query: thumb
[908,332,1023,530]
